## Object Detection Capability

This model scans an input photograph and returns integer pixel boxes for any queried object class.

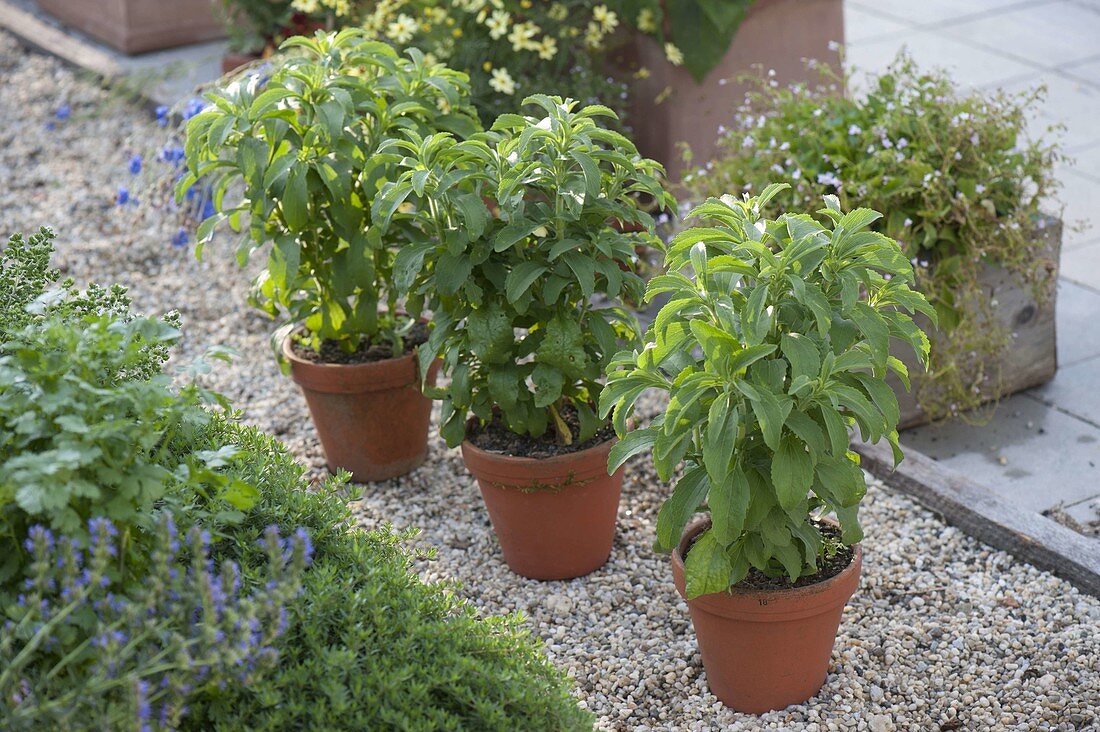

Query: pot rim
[281,332,418,371]
[460,433,617,468]
[672,516,862,620]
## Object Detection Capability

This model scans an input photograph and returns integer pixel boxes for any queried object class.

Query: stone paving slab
[1055,280,1100,366]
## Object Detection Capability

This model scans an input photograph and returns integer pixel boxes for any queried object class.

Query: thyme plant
[602,185,934,598]
[376,95,673,446]
[686,54,1061,420]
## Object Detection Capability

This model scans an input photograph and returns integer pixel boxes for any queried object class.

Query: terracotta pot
[282,337,439,483]
[460,438,623,580]
[671,518,862,713]
[37,0,224,54]
[221,51,262,75]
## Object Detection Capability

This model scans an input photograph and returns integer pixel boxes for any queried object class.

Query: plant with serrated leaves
[601,184,934,598]
[178,29,480,359]
[376,95,673,446]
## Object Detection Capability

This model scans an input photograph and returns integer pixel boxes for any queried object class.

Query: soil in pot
[672,517,862,714]
[461,410,623,580]
[283,324,436,483]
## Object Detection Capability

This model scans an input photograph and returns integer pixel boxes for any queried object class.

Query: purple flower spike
[117,187,131,206]
[129,154,143,175]
[155,105,170,126]
[55,104,71,120]
[171,228,189,249]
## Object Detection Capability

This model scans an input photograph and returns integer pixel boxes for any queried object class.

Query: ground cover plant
[377,95,673,447]
[180,29,480,359]
[602,185,933,594]
[686,54,1061,420]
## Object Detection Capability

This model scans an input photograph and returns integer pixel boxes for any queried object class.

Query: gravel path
[1,31,1098,732]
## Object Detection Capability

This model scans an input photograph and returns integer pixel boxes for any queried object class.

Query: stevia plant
[375,95,674,446]
[179,29,480,359]
[686,53,1061,421]
[601,185,934,598]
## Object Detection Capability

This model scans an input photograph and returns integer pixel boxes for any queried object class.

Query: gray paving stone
[944,1,1100,68]
[1061,240,1100,288]
[1063,495,1100,526]
[849,0,1052,27]
[1055,167,1100,247]
[901,393,1100,512]
[1030,350,1100,424]
[1055,279,1100,366]
[843,4,911,44]
[995,71,1100,153]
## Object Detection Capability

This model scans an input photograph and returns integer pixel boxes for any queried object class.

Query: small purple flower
[117,187,131,206]
[128,154,143,175]
[171,228,189,249]
[816,171,842,188]
[155,105,170,126]
[159,145,185,165]
[56,104,71,120]
[182,98,206,120]
[201,197,217,220]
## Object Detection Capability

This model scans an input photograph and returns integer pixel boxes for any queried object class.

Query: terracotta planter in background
[620,0,844,181]
[221,50,262,75]
[36,0,224,54]
[283,338,439,483]
[671,518,862,713]
[461,438,623,580]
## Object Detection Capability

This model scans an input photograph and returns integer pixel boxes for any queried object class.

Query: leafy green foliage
[686,53,1061,420]
[378,95,674,446]
[601,185,933,598]
[180,29,481,358]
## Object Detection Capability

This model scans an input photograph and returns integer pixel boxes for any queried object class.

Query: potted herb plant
[688,53,1063,425]
[179,30,480,482]
[376,95,673,579]
[600,185,933,712]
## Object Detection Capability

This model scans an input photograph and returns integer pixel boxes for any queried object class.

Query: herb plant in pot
[379,95,673,579]
[179,30,480,482]
[601,185,934,712]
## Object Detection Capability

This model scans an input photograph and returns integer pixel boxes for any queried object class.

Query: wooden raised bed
[36,0,224,54]
[893,217,1062,429]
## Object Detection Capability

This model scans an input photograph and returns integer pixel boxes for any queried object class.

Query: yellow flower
[508,21,540,51]
[637,8,657,32]
[489,67,516,95]
[665,42,684,65]
[548,3,568,21]
[291,0,320,12]
[386,13,417,44]
[452,27,462,37]
[483,61,492,71]
[536,36,557,60]
[593,5,618,33]
[634,66,651,79]
[520,0,532,8]
[485,9,510,39]
[585,21,604,48]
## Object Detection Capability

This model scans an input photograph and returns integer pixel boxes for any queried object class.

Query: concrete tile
[1055,168,1100,246]
[845,29,1037,90]
[1061,239,1100,289]
[1062,495,1100,526]
[994,71,1100,152]
[945,1,1100,68]
[901,393,1100,512]
[1054,279,1100,366]
[843,4,911,44]
[1066,144,1100,182]
[850,0,1052,27]
[1029,353,1100,424]
[1064,57,1100,89]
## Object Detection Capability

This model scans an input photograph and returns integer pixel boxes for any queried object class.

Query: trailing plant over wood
[376,95,673,447]
[601,185,934,598]
[686,54,1061,421]
[179,29,480,359]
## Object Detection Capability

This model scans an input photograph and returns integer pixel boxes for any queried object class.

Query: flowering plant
[179,30,479,358]
[602,186,933,597]
[686,54,1061,419]
[376,96,672,446]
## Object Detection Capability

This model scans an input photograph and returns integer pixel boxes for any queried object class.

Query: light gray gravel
[1,30,1098,732]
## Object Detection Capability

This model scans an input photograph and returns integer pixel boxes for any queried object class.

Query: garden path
[846,0,1100,535]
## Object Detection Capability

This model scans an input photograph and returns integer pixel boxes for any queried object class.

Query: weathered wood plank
[894,217,1062,429]
[854,438,1100,597]
[0,0,121,78]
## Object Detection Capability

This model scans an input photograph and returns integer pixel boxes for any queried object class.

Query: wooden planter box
[620,0,844,180]
[36,0,224,54]
[894,218,1062,430]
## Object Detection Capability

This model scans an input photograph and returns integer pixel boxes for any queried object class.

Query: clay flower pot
[460,438,623,580]
[671,517,862,713]
[283,337,439,483]
[221,51,262,76]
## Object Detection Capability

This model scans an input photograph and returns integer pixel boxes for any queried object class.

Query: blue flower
[171,228,189,249]
[155,105,170,126]
[182,98,206,120]
[128,154,143,175]
[159,145,185,165]
[117,187,130,205]
[201,197,216,220]
[55,104,71,120]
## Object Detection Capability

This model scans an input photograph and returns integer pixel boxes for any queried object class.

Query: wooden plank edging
[854,439,1100,597]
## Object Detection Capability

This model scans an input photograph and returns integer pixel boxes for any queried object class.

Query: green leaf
[703,393,738,485]
[505,262,546,303]
[771,435,814,511]
[531,363,564,408]
[607,427,657,474]
[781,333,821,382]
[684,529,733,598]
[734,381,791,451]
[536,315,585,377]
[709,463,750,544]
[655,466,709,552]
[281,164,309,232]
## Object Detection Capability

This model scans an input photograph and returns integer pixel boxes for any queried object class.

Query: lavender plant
[0,516,310,731]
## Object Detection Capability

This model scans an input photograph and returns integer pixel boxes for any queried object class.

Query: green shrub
[686,54,1061,420]
[183,420,594,731]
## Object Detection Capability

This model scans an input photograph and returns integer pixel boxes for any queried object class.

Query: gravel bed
[1,31,1098,731]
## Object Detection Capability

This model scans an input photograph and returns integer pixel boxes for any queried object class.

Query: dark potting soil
[467,405,615,459]
[290,322,429,365]
[685,520,855,592]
